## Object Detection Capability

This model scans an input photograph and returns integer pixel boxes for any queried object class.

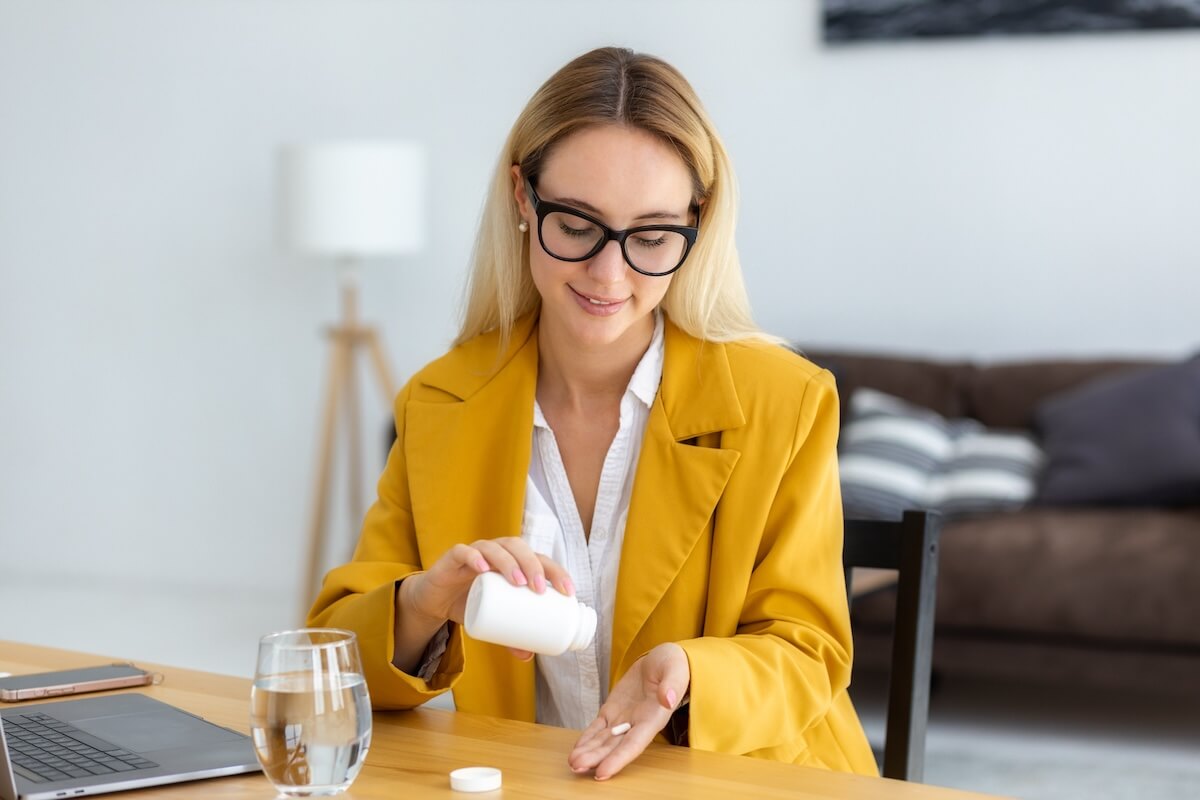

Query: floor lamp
[278,141,426,614]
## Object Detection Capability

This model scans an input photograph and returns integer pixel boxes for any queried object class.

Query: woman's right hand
[398,537,575,660]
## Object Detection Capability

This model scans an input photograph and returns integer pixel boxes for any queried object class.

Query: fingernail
[475,558,489,572]
[666,688,678,708]
[533,574,546,593]
[512,568,528,586]
[563,578,576,596]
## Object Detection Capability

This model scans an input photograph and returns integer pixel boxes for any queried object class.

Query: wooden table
[1,641,1006,799]
[850,567,899,598]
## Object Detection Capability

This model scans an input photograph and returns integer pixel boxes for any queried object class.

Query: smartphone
[0,663,154,702]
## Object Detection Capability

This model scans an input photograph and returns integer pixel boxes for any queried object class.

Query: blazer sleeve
[305,378,467,708]
[677,368,854,756]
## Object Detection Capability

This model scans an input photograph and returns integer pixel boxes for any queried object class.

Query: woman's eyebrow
[552,194,684,223]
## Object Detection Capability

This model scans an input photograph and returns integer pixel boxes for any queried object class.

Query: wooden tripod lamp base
[301,270,397,615]
[277,139,425,618]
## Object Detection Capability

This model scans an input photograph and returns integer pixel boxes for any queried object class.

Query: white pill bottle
[463,571,597,656]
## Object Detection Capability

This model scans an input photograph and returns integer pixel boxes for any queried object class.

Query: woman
[307,46,876,780]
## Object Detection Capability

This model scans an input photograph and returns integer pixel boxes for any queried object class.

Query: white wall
[1,1,1197,666]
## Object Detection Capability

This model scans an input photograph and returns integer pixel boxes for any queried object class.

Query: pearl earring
[518,221,529,233]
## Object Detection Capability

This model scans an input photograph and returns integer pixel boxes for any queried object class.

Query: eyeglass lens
[540,210,688,275]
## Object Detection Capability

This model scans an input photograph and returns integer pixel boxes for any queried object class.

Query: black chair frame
[843,509,942,782]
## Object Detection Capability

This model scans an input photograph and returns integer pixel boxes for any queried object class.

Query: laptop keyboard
[4,712,159,784]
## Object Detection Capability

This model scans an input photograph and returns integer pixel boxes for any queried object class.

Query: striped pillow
[839,388,1044,520]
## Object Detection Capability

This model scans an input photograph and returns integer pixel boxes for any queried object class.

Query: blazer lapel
[403,317,541,720]
[610,320,745,681]
[404,316,539,567]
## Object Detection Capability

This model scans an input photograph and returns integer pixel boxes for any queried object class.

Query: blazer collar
[657,318,746,441]
[416,313,540,401]
[416,312,747,442]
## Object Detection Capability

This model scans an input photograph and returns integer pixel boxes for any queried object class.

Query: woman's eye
[557,221,594,238]
[632,233,667,249]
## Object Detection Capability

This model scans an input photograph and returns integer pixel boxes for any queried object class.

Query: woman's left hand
[567,642,690,780]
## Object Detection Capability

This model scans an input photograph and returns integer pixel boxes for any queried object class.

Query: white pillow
[839,388,1044,520]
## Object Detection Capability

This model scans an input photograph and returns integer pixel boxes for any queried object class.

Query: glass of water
[250,629,372,797]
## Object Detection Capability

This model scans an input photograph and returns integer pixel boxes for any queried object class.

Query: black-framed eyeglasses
[525,180,699,277]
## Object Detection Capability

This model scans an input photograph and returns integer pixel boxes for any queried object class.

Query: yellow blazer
[307,313,877,774]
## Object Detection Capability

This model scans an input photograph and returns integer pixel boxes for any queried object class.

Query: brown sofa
[803,350,1200,696]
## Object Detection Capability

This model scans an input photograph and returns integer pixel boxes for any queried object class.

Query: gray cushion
[839,388,1044,520]
[1034,357,1200,506]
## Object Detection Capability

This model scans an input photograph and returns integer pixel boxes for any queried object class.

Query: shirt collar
[628,311,665,408]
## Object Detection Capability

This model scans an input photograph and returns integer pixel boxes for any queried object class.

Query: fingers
[470,539,526,587]
[594,724,658,781]
[429,543,489,589]
[404,544,489,621]
[456,538,577,596]
[567,644,691,780]
[568,713,619,772]
[569,690,666,777]
[414,538,576,623]
[657,673,686,712]
[461,544,490,574]
[650,642,691,709]
[536,553,576,596]
[472,538,577,597]
[569,719,659,781]
[570,714,610,755]
[568,719,617,772]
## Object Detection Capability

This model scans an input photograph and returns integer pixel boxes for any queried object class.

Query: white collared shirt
[522,313,665,729]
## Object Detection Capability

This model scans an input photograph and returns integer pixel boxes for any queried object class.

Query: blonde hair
[455,46,781,348]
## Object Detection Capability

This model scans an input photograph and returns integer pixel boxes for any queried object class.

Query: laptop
[0,693,259,800]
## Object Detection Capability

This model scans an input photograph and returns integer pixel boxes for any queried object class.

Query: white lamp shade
[278,140,426,258]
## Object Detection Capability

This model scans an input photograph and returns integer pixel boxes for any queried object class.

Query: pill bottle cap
[449,766,502,792]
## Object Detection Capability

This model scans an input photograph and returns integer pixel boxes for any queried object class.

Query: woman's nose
[588,239,627,283]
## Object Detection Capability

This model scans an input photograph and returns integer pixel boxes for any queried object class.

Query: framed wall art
[823,0,1200,43]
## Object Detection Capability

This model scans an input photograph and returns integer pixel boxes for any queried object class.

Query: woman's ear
[511,165,531,222]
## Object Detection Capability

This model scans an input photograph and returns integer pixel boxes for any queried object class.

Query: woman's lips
[570,286,628,316]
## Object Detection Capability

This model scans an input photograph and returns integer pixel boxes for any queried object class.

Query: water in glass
[250,629,371,797]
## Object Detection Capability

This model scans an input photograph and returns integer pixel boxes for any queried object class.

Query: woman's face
[513,125,695,353]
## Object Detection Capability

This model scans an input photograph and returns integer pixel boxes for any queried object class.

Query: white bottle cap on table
[449,766,502,792]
